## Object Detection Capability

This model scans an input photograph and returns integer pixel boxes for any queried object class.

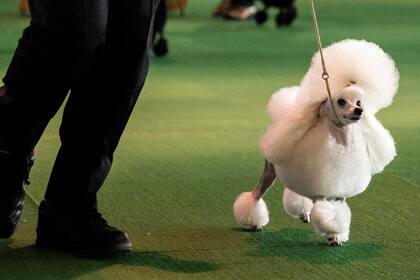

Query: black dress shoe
[36,201,132,258]
[0,150,35,238]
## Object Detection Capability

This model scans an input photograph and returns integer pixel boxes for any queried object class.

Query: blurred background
[1,0,419,279]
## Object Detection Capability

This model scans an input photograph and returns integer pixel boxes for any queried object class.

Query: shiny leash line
[309,0,342,126]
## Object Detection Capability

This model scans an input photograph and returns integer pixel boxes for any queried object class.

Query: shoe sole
[36,237,133,258]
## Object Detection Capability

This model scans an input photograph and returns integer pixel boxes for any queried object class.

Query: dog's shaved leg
[253,160,277,201]
[233,160,275,232]
[246,160,276,231]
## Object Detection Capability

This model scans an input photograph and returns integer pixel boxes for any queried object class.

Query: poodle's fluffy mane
[260,39,398,198]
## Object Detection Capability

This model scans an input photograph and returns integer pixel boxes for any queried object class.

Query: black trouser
[232,0,254,6]
[1,0,156,213]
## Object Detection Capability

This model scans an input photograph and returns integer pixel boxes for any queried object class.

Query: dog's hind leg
[310,199,351,246]
[282,187,313,223]
[253,160,277,200]
[233,160,277,231]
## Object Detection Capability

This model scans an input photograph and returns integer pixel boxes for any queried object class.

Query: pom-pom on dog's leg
[310,200,338,245]
[282,187,313,223]
[233,192,269,231]
[233,160,276,231]
[310,199,351,246]
[331,200,351,244]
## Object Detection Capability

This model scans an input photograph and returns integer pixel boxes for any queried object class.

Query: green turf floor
[1,0,420,279]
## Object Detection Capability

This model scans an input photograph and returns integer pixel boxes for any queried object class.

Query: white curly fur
[299,39,399,114]
[233,192,269,227]
[361,112,396,174]
[260,39,397,199]
[246,39,398,245]
[311,200,351,243]
[282,187,313,221]
[311,200,338,234]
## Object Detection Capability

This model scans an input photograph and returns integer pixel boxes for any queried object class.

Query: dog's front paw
[327,233,342,246]
[251,225,263,231]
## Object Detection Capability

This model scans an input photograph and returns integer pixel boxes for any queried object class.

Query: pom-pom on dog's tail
[299,39,399,114]
[233,192,269,231]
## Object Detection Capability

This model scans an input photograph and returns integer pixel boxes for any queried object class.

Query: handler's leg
[0,0,105,238]
[37,0,157,257]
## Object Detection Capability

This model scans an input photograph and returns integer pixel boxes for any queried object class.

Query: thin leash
[309,0,342,126]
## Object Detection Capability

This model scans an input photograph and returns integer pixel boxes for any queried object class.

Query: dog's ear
[361,112,396,174]
[261,101,321,164]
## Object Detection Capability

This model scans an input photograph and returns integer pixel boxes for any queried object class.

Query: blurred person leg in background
[19,0,29,16]
[152,0,169,56]
[213,0,256,20]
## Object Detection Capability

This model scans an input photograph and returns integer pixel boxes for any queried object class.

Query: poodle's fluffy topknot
[299,39,399,114]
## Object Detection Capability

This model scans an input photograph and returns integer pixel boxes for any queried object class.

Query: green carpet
[1,0,420,279]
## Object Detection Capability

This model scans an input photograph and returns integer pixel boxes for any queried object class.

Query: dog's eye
[337,99,346,106]
[356,100,362,107]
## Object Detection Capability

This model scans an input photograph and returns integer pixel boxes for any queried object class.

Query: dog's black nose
[354,108,363,116]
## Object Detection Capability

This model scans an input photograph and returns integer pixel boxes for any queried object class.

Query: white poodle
[233,39,399,246]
